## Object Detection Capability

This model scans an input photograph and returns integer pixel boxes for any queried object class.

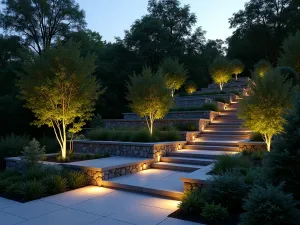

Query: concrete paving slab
[0,197,20,209]
[0,210,25,225]
[2,200,63,219]
[16,208,101,225]
[90,217,133,225]
[41,186,114,206]
[108,204,173,225]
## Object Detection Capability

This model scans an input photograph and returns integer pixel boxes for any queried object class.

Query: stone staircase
[152,101,250,172]
[102,98,251,200]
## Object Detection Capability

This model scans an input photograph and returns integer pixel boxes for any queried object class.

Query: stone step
[202,130,250,135]
[102,169,185,200]
[183,144,239,151]
[195,137,246,142]
[161,156,215,166]
[188,140,239,146]
[211,121,243,125]
[168,149,239,159]
[208,124,243,129]
[199,134,250,139]
[151,162,203,172]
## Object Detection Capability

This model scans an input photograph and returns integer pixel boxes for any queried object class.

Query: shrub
[5,182,22,199]
[0,179,12,193]
[184,80,197,94]
[240,185,300,225]
[214,97,229,104]
[0,133,30,169]
[64,171,88,189]
[201,202,229,223]
[20,179,45,201]
[42,175,67,194]
[0,168,21,180]
[21,138,46,166]
[25,166,46,180]
[175,123,197,131]
[203,172,249,212]
[244,167,268,186]
[86,129,180,142]
[213,155,251,175]
[179,189,206,214]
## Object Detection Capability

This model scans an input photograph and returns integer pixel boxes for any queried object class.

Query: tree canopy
[158,58,187,97]
[232,59,244,80]
[0,0,86,54]
[238,69,294,151]
[18,42,103,159]
[254,60,272,78]
[126,67,173,135]
[209,57,233,90]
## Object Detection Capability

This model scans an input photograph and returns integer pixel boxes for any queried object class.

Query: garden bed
[43,153,110,163]
[0,167,89,203]
[169,209,239,225]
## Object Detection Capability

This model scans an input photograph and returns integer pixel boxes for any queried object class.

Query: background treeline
[0,0,300,137]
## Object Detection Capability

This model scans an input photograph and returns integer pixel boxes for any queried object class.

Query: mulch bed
[169,209,239,225]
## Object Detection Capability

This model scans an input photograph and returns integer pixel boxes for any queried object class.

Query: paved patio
[0,186,202,225]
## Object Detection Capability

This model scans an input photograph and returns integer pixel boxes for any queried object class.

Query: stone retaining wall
[192,93,238,103]
[73,140,186,163]
[174,97,211,108]
[122,111,219,122]
[104,118,204,130]
[238,141,267,152]
[5,156,153,187]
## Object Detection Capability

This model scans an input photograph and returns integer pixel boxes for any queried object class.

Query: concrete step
[202,130,250,135]
[168,149,239,159]
[161,156,215,166]
[208,124,243,129]
[183,144,239,151]
[188,140,239,146]
[195,137,246,142]
[211,121,243,125]
[199,134,250,139]
[151,162,203,172]
[102,169,185,200]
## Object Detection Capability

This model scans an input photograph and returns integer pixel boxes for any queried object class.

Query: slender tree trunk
[219,83,223,90]
[264,134,272,152]
[62,121,67,159]
[235,74,238,80]
[171,89,174,97]
[150,119,153,136]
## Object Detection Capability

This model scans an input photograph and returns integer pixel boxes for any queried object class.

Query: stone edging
[238,140,266,152]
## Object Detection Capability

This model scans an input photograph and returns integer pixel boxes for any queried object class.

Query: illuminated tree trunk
[171,89,175,97]
[219,83,223,90]
[264,134,272,152]
[235,74,238,80]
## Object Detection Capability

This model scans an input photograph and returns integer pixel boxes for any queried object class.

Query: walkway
[0,186,201,225]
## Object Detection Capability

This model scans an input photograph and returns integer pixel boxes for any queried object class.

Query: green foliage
[179,189,206,214]
[201,202,229,223]
[86,129,180,142]
[18,42,103,159]
[126,67,173,135]
[171,102,219,112]
[25,166,46,180]
[254,60,272,78]
[213,155,251,175]
[209,57,232,90]
[42,175,67,194]
[21,138,46,166]
[238,69,294,151]
[5,182,22,199]
[279,30,300,74]
[231,59,244,80]
[0,179,12,193]
[213,97,229,104]
[0,0,86,54]
[278,67,299,85]
[184,80,197,94]
[175,123,197,131]
[158,58,187,96]
[204,172,249,212]
[240,185,300,225]
[90,113,104,128]
[20,180,45,201]
[0,168,21,180]
[39,135,60,154]
[249,132,264,142]
[264,91,300,200]
[65,171,89,189]
[0,133,30,169]
[244,167,267,186]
